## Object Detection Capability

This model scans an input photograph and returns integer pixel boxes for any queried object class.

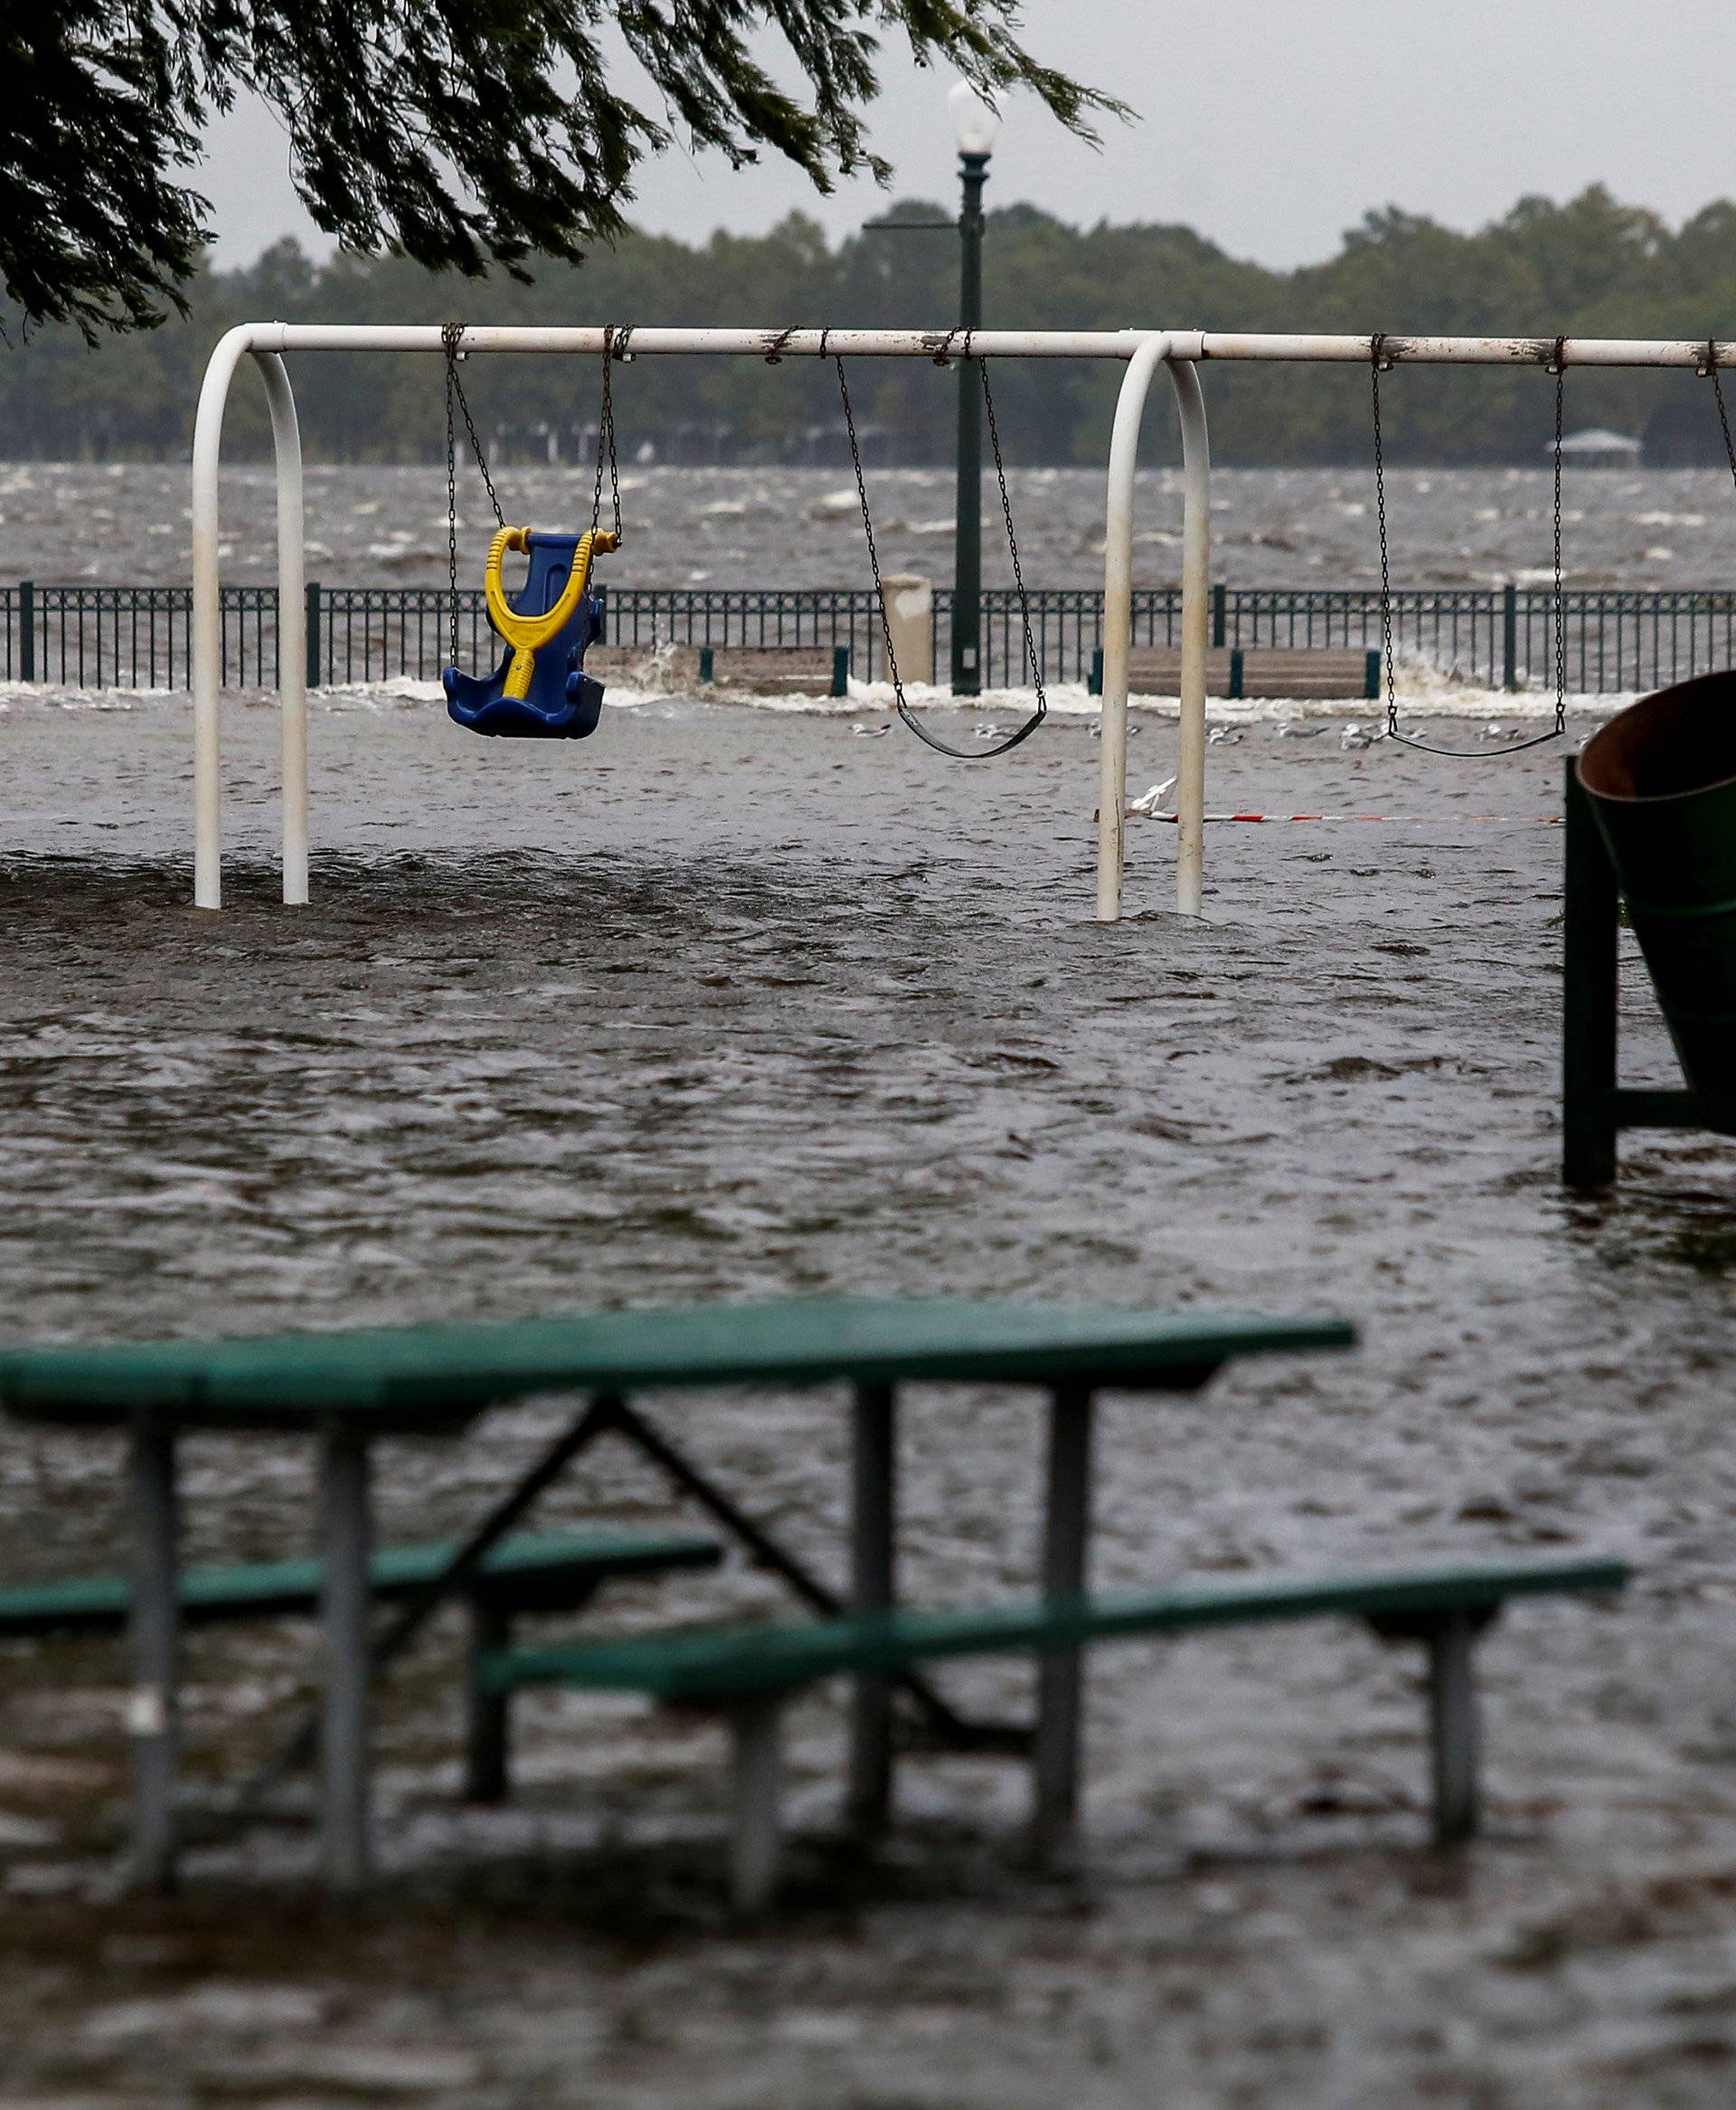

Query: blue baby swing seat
[442,527,616,739]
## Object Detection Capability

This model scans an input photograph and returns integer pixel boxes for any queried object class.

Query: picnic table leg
[846,1380,897,1832]
[1428,1613,1480,1844]
[463,1598,513,1804]
[317,1419,373,1893]
[729,1693,786,1913]
[127,1409,181,1892]
[1032,1383,1094,1851]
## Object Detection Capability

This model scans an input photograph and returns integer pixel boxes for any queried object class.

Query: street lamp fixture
[948,80,1003,157]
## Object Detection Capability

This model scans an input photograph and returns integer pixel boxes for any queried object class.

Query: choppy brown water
[5,460,1736,590]
[0,692,1733,2105]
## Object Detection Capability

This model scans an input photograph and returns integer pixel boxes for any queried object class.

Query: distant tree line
[6,185,1736,466]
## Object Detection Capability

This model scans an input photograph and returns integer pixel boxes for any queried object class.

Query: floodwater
[5,459,1736,591]
[0,684,1733,2104]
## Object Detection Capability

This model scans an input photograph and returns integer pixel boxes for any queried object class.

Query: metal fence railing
[4,579,1735,695]
[1209,585,1736,694]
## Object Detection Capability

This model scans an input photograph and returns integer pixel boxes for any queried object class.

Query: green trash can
[1577,668,1736,1131]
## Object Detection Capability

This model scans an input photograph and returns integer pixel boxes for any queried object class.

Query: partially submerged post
[1562,672,1736,1184]
[879,574,935,686]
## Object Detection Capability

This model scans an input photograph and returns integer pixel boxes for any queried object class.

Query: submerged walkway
[0,695,1726,2103]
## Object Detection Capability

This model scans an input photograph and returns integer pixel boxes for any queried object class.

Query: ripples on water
[4,462,1734,590]
[1,647,1736,2096]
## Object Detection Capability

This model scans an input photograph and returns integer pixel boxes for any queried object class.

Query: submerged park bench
[0,1528,722,1805]
[697,642,852,698]
[1088,645,1382,702]
[486,1555,1627,1909]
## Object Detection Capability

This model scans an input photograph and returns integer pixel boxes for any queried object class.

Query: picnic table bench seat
[0,1528,722,1804]
[482,1553,1628,1908]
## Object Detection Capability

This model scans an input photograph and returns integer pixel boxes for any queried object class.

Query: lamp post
[863,82,1003,697]
[947,81,1001,697]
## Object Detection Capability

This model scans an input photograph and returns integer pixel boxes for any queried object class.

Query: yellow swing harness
[486,524,620,701]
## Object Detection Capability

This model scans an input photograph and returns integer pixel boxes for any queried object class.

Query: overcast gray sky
[197,0,1736,271]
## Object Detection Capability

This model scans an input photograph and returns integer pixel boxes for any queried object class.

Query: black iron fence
[4,579,1735,694]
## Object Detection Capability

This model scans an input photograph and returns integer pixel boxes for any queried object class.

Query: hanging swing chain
[1551,335,1566,737]
[445,334,459,664]
[835,344,1045,759]
[443,322,505,664]
[441,320,629,664]
[1371,334,1398,741]
[982,361,1048,715]
[1703,339,1736,494]
[591,325,627,542]
[1372,331,1568,758]
[441,324,505,528]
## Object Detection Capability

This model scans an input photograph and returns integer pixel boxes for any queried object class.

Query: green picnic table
[0,1297,1354,1895]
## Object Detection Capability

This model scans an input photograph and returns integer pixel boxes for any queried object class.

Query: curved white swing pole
[1097,334,1210,920]
[192,325,306,909]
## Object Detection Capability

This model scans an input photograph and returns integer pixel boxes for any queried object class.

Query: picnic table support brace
[615,1399,1008,1753]
[1428,1614,1479,1843]
[1032,1384,1094,1850]
[728,1694,786,1913]
[318,1419,373,1893]
[127,1409,181,1893]
[847,1381,898,1832]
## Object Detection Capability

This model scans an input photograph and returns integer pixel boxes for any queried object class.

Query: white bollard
[879,574,934,685]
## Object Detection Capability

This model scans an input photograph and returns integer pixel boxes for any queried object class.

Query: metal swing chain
[982,360,1049,730]
[1373,333,1568,758]
[442,322,505,664]
[442,321,627,666]
[835,348,1044,758]
[1552,342,1567,738]
[591,325,627,542]
[1704,338,1736,493]
[1371,335,1398,741]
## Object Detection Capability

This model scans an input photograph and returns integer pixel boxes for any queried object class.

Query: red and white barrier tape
[1135,809,1561,825]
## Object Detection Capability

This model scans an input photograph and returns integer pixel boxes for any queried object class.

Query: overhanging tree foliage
[3,1,1115,343]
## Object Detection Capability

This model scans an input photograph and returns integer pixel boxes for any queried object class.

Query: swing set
[186,324,1736,921]
[436,324,1047,758]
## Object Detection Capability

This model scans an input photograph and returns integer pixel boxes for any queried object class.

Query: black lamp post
[947,81,1001,697]
[863,81,1003,696]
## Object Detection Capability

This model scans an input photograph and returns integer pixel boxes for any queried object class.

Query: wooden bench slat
[0,1528,722,1640]
[482,1556,1628,1705]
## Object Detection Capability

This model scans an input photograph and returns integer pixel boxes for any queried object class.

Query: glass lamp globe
[948,80,1002,156]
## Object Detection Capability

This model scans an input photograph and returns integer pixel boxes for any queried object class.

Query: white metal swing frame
[191,325,1731,921]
